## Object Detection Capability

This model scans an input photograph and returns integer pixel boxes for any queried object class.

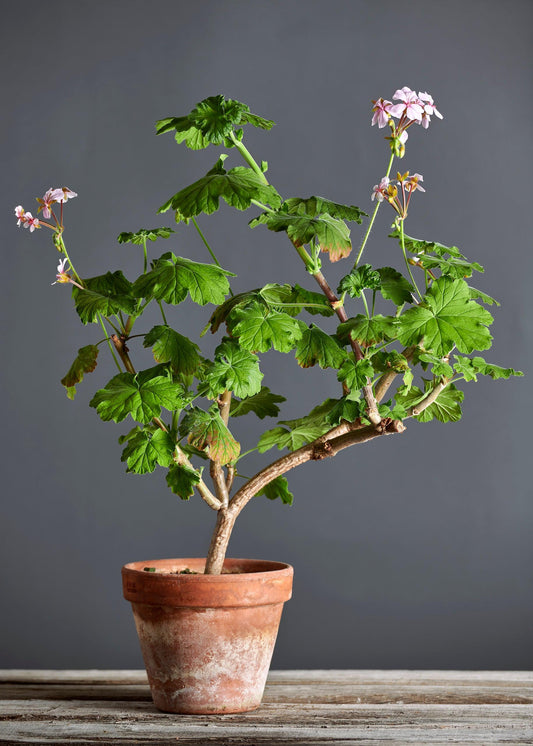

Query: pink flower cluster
[371,171,425,219]
[15,187,77,231]
[15,206,40,232]
[372,87,443,151]
[372,87,443,129]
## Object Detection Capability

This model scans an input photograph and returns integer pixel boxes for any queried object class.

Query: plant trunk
[204,507,237,575]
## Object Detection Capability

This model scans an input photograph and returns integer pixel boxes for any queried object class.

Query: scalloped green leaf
[89,369,188,424]
[203,340,263,399]
[397,277,493,357]
[133,253,234,306]
[256,475,294,505]
[337,264,381,298]
[143,325,201,376]
[230,387,286,419]
[117,228,175,245]
[72,271,137,325]
[337,314,397,347]
[166,463,202,500]
[159,158,282,218]
[283,196,367,224]
[120,427,175,474]
[295,324,347,369]
[228,301,303,353]
[180,407,240,465]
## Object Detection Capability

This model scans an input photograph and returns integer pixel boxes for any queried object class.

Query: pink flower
[371,98,393,128]
[53,257,70,284]
[36,188,57,219]
[388,87,424,122]
[404,173,425,193]
[15,206,40,232]
[418,91,443,129]
[50,187,78,203]
[371,176,390,202]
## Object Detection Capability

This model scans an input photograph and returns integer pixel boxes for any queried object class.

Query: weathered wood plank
[1,671,532,745]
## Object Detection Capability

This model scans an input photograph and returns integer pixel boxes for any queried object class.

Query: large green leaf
[256,476,294,505]
[166,463,202,500]
[230,387,286,419]
[337,358,374,390]
[397,277,493,356]
[377,267,415,306]
[119,427,175,474]
[90,368,188,424]
[283,196,367,224]
[203,340,263,398]
[251,210,352,262]
[295,324,347,369]
[143,325,201,375]
[61,345,99,399]
[117,227,174,245]
[158,157,281,218]
[133,253,234,306]
[181,407,240,464]
[228,301,303,353]
[156,95,274,150]
[72,271,137,325]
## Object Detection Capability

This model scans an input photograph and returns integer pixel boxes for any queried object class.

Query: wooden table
[1,670,532,744]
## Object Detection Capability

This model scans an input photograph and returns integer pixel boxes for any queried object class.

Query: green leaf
[371,350,410,374]
[417,352,454,379]
[230,387,286,419]
[390,230,483,278]
[257,476,294,505]
[291,285,335,317]
[325,397,362,426]
[295,324,347,369]
[390,230,463,258]
[120,427,175,474]
[337,314,397,347]
[397,277,493,357]
[377,267,415,306]
[181,407,240,464]
[133,253,234,306]
[453,355,523,382]
[143,325,201,376]
[156,95,275,150]
[117,228,174,245]
[228,301,303,353]
[337,358,374,390]
[72,271,137,325]
[396,382,464,423]
[159,157,282,218]
[337,264,381,299]
[251,210,352,262]
[257,400,334,453]
[204,340,263,398]
[468,286,500,306]
[166,463,201,500]
[283,196,367,224]
[90,368,187,424]
[61,345,99,399]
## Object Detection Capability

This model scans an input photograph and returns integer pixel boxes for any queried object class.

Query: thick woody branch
[111,334,136,375]
[228,418,405,519]
[408,380,448,417]
[374,346,416,403]
[311,269,381,426]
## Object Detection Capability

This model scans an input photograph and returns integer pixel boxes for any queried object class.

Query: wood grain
[0,670,532,744]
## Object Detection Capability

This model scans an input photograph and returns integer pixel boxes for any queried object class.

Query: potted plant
[15,88,521,714]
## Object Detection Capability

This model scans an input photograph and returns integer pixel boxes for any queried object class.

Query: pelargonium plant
[15,88,521,574]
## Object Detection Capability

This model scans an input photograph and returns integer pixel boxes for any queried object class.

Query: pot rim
[122,558,293,607]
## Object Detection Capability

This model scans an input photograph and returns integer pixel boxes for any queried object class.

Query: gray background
[2,0,532,670]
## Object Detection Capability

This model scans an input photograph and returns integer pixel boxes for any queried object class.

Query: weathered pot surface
[122,558,293,714]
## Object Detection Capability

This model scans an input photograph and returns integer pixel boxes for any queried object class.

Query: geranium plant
[15,89,521,575]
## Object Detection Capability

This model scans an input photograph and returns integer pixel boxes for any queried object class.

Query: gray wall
[2,0,532,670]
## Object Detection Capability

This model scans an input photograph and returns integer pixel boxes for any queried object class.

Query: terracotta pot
[122,557,293,714]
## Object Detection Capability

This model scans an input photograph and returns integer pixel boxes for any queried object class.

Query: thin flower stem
[229,131,268,184]
[360,290,370,319]
[97,314,122,372]
[142,238,148,274]
[354,151,395,268]
[157,300,168,325]
[400,220,423,301]
[57,236,83,285]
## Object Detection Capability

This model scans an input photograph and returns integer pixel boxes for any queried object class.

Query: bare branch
[408,380,448,417]
[374,346,416,403]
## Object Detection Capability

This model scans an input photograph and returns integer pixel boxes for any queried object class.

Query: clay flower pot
[122,558,293,714]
